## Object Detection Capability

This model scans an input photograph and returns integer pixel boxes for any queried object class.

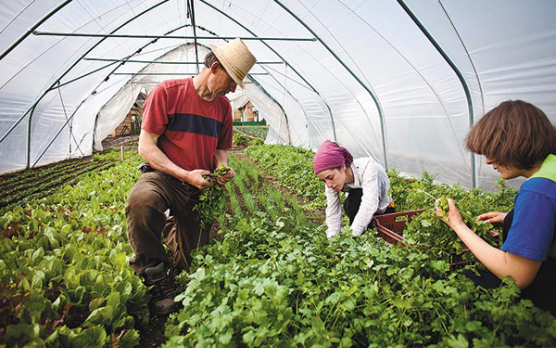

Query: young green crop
[435,196,451,221]
[435,196,493,235]
[194,165,232,228]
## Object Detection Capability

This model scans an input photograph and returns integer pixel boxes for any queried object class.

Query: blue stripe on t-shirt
[167,113,222,138]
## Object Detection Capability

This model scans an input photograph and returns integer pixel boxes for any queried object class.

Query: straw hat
[210,38,256,88]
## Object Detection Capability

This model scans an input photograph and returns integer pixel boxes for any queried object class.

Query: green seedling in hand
[195,165,232,228]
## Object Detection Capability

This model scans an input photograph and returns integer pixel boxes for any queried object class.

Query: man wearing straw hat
[125,38,256,316]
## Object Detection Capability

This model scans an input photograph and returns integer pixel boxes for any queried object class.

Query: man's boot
[143,262,177,316]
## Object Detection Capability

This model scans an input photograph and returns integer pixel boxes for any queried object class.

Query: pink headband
[313,140,353,174]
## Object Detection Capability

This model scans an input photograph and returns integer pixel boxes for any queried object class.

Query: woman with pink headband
[313,140,394,239]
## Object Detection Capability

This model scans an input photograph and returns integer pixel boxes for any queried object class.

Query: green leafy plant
[233,133,250,147]
[194,165,232,228]
[2,144,554,348]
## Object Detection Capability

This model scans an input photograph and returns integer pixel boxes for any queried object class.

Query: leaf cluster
[0,151,147,347]
[164,146,555,348]
[194,166,232,228]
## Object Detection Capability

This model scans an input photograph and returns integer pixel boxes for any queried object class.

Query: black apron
[464,210,556,314]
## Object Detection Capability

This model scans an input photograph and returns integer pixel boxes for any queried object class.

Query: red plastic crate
[372,209,499,269]
[371,209,424,247]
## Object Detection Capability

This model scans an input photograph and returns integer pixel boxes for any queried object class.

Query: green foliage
[248,138,264,146]
[233,133,250,147]
[0,159,116,211]
[162,145,554,348]
[245,144,326,210]
[0,150,147,347]
[385,171,513,262]
[195,166,232,228]
[165,210,556,347]
[2,144,554,348]
[234,126,269,140]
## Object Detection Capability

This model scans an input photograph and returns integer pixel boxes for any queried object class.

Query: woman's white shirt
[324,158,392,238]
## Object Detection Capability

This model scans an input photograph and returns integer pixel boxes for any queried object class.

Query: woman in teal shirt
[436,100,556,314]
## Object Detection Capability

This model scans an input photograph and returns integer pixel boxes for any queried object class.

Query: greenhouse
[1,1,556,347]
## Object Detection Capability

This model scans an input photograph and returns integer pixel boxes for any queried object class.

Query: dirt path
[101,134,139,150]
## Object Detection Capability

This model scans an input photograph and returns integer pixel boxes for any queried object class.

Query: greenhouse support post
[186,0,200,74]
[397,0,477,188]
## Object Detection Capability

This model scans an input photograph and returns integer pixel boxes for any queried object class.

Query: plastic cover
[1,0,555,190]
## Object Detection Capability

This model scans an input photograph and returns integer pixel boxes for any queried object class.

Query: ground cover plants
[0,153,117,211]
[1,144,555,347]
[234,126,269,140]
[0,150,147,347]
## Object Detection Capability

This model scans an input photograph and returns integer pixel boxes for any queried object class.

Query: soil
[137,314,169,347]
[101,134,140,150]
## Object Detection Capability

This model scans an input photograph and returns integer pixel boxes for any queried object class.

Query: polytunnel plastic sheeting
[94,83,143,151]
[93,43,287,151]
[0,0,555,191]
[244,82,292,146]
[93,44,208,151]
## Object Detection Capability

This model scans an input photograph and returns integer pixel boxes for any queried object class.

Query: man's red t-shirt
[141,78,233,171]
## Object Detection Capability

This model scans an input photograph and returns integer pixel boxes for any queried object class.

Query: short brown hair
[466,100,556,169]
[204,51,220,68]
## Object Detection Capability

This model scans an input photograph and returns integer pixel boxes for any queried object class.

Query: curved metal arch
[331,0,456,160]
[0,0,74,61]
[0,0,172,167]
[8,0,385,168]
[292,0,382,157]
[1,2,147,91]
[87,24,223,153]
[438,0,485,116]
[14,13,308,166]
[260,65,324,146]
[86,24,291,145]
[272,0,388,169]
[263,62,380,158]
[198,0,338,143]
[34,26,291,165]
[397,0,477,187]
[220,0,383,156]
[1,0,337,167]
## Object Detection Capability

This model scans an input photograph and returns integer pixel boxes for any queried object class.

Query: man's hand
[215,167,235,186]
[183,169,214,190]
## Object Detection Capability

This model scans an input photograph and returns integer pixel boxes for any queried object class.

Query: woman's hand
[435,198,465,230]
[476,212,507,226]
